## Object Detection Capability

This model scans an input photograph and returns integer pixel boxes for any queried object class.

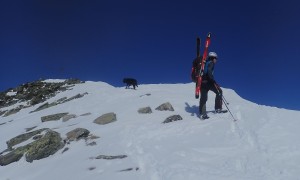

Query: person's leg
[199,85,209,119]
[210,84,222,111]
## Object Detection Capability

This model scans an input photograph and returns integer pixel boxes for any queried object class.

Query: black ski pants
[199,81,222,115]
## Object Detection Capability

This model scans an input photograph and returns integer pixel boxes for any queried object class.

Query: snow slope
[1,81,300,180]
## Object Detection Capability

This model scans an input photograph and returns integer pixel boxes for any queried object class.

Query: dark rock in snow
[66,128,90,141]
[1,129,64,165]
[25,130,64,162]
[6,128,48,149]
[31,102,57,113]
[62,147,69,154]
[93,112,117,125]
[138,106,152,114]
[86,141,97,146]
[95,155,127,160]
[62,114,77,122]
[0,110,7,116]
[25,126,37,132]
[163,115,183,123]
[61,93,88,104]
[31,93,88,113]
[0,122,6,126]
[80,112,92,116]
[41,113,69,122]
[3,105,27,117]
[119,167,139,172]
[0,150,24,166]
[155,102,174,111]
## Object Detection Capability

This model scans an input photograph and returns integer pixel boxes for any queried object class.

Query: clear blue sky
[1,0,300,110]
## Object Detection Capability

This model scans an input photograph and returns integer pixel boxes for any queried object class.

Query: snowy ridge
[1,81,300,180]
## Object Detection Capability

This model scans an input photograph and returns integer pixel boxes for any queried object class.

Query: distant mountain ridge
[0,78,83,117]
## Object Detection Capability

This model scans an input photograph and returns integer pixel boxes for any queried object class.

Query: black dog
[123,78,138,89]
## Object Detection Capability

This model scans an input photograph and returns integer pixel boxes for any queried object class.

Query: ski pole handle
[214,83,222,96]
[214,83,229,104]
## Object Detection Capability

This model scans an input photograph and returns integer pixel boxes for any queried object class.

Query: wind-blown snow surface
[1,81,300,180]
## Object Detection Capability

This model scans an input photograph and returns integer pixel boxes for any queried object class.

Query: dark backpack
[191,56,202,82]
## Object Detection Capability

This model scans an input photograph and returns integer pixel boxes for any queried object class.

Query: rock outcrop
[31,93,88,113]
[25,130,64,163]
[138,106,153,114]
[6,128,48,149]
[41,113,69,122]
[66,128,90,141]
[163,115,183,123]
[93,112,117,125]
[0,79,84,117]
[155,102,174,111]
[0,129,64,166]
[95,155,127,160]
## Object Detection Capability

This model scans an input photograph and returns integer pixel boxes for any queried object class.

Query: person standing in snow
[199,52,223,119]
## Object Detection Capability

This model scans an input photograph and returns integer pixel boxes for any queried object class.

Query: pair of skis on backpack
[192,32,211,99]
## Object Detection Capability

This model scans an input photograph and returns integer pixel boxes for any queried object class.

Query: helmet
[208,52,218,59]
